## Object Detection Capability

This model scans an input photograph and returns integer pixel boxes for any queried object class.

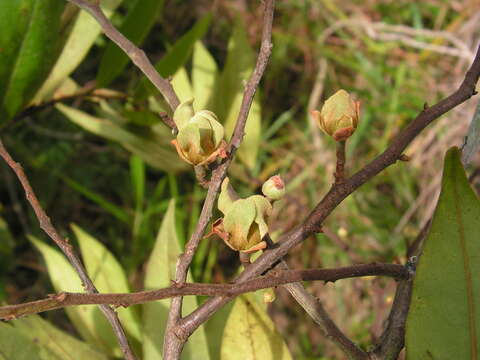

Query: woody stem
[334,140,347,184]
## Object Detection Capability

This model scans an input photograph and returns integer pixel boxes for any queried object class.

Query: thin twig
[0,263,408,320]
[0,140,137,360]
[334,140,347,184]
[162,2,276,358]
[177,43,480,344]
[66,0,180,116]
[274,260,369,359]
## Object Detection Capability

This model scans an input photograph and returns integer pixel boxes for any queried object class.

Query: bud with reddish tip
[262,175,285,200]
[310,89,360,141]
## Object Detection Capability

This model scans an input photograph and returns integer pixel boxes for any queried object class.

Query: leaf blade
[143,200,210,360]
[0,0,65,122]
[406,147,480,359]
[29,236,120,356]
[97,0,164,87]
[220,294,292,360]
[72,224,142,342]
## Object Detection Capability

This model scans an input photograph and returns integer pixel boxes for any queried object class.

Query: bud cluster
[211,175,285,253]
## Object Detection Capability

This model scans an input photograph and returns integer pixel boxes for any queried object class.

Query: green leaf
[0,322,45,360]
[137,15,211,100]
[171,68,194,103]
[72,224,142,342]
[205,302,234,360]
[143,200,210,360]
[56,103,187,173]
[0,0,65,122]
[34,0,123,103]
[12,315,108,360]
[406,147,480,359]
[130,155,145,210]
[97,0,164,87]
[61,176,131,225]
[220,294,292,360]
[192,41,218,110]
[155,15,211,78]
[29,236,120,357]
[216,20,261,169]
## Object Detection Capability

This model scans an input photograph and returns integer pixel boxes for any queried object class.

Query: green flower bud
[262,175,285,200]
[172,99,226,166]
[219,195,272,253]
[263,288,276,303]
[310,89,360,141]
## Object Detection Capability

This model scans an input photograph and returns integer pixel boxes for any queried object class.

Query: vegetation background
[1,0,480,358]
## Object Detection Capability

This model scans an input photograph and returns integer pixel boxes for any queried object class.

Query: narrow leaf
[155,15,211,78]
[406,147,480,359]
[192,41,218,110]
[143,200,210,360]
[137,15,211,99]
[0,322,45,360]
[72,224,142,342]
[171,67,194,103]
[0,0,65,122]
[29,236,120,357]
[216,20,261,169]
[33,0,123,103]
[130,155,145,210]
[97,0,164,86]
[12,315,108,360]
[220,294,292,360]
[61,176,131,224]
[56,103,187,173]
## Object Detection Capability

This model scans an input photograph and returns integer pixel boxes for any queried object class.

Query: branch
[0,140,137,360]
[178,44,480,341]
[162,1,275,359]
[66,0,180,118]
[0,263,408,320]
[334,140,347,184]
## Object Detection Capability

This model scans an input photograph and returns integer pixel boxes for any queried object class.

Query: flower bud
[263,288,276,303]
[262,175,285,200]
[218,195,272,253]
[171,99,226,166]
[310,89,360,141]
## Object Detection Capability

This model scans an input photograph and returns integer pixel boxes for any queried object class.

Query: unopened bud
[262,175,285,200]
[310,89,360,141]
[171,99,226,166]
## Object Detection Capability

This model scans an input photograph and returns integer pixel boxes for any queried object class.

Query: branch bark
[0,263,408,320]
[0,140,137,360]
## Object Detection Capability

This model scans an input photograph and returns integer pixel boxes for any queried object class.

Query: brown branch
[66,0,180,118]
[178,44,480,344]
[162,1,276,359]
[0,263,408,320]
[0,140,137,360]
[334,140,347,184]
